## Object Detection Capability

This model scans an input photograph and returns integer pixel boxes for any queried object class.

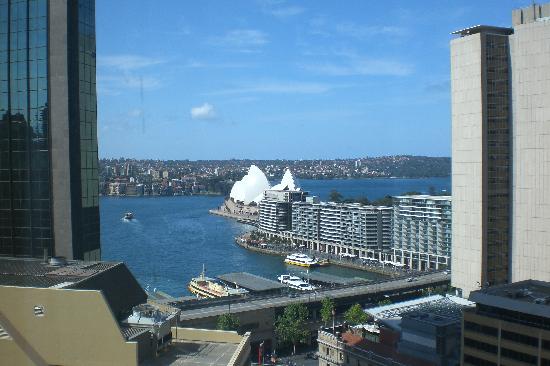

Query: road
[179,271,450,321]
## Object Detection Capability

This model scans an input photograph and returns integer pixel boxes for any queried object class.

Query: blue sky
[96,0,528,160]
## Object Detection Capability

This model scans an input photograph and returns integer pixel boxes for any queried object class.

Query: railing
[174,271,450,313]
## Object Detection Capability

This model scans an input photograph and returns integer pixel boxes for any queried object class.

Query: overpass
[176,271,450,348]
[178,271,450,322]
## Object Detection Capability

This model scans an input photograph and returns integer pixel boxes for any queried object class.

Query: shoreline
[234,238,402,278]
[209,209,258,226]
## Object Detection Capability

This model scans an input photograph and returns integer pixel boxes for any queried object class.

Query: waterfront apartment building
[462,280,550,366]
[0,0,100,260]
[451,3,550,296]
[392,195,452,271]
[292,200,392,258]
[258,189,307,235]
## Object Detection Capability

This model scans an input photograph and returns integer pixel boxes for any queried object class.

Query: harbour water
[101,177,451,296]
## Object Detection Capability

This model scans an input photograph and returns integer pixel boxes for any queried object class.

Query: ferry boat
[284,253,319,267]
[188,266,248,299]
[123,212,134,220]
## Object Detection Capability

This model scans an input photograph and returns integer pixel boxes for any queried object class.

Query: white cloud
[268,6,304,18]
[307,18,407,40]
[97,54,165,94]
[335,22,407,39]
[302,58,412,77]
[183,59,255,69]
[98,55,165,71]
[190,103,217,120]
[129,109,143,118]
[209,29,268,52]
[300,49,412,77]
[97,75,162,90]
[258,0,304,18]
[205,81,341,96]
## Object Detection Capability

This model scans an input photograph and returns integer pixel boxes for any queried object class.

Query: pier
[234,238,405,277]
[209,209,258,226]
[177,271,450,345]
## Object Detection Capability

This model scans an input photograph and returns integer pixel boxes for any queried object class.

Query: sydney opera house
[230,165,300,205]
[211,165,300,222]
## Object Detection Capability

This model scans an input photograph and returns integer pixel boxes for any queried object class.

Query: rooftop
[393,194,451,201]
[142,341,238,366]
[469,280,550,319]
[0,257,147,320]
[366,295,474,331]
[217,272,285,292]
[0,257,119,288]
[451,25,513,37]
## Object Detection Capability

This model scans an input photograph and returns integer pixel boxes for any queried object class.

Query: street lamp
[258,341,264,365]
[332,308,336,334]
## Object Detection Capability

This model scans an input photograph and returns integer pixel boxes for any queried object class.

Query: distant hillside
[362,156,451,178]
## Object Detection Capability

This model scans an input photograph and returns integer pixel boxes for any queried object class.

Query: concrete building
[462,280,550,365]
[318,295,473,366]
[0,0,100,260]
[258,189,307,235]
[509,4,550,285]
[291,200,392,258]
[392,195,452,270]
[0,257,251,365]
[451,3,550,296]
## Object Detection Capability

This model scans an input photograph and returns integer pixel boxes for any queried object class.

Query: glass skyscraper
[0,0,100,260]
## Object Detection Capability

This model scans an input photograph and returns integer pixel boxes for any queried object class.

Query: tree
[217,313,240,331]
[329,190,343,203]
[372,195,393,206]
[275,303,310,355]
[320,297,335,326]
[356,196,371,206]
[378,298,392,306]
[344,304,368,326]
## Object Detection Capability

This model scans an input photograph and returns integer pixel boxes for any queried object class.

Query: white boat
[287,279,315,291]
[284,253,319,267]
[123,212,134,220]
[278,274,301,283]
[277,274,316,291]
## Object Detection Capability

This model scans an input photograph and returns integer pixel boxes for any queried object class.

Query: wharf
[301,272,368,286]
[217,272,286,294]
[234,239,401,277]
[209,209,258,226]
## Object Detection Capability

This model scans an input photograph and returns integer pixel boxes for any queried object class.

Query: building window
[501,330,538,347]
[464,320,498,337]
[501,347,537,364]
[463,355,497,366]
[464,337,497,354]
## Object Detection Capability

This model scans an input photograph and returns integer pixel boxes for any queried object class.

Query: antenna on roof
[140,76,145,134]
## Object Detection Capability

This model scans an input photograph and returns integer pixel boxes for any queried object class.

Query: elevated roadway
[179,271,450,322]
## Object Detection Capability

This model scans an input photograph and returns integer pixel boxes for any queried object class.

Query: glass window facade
[0,0,99,260]
[0,0,51,257]
[484,34,510,286]
[74,0,100,260]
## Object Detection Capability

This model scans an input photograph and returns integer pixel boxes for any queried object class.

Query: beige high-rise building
[451,3,550,297]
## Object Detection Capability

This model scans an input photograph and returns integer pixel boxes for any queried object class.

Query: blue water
[100,177,450,296]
